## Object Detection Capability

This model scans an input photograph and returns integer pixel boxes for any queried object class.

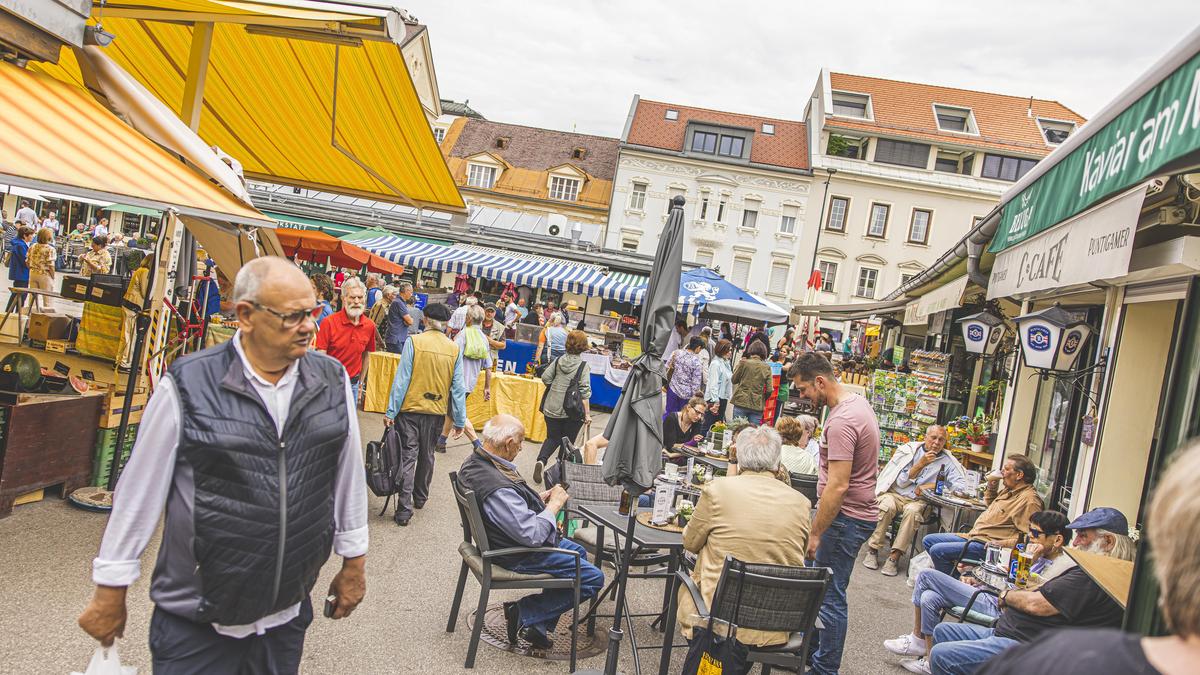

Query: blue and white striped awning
[353,235,645,303]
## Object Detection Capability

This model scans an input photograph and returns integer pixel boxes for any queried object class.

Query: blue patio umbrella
[676,268,791,324]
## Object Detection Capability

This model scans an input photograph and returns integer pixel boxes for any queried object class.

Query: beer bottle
[618,489,633,515]
[934,466,947,496]
[1008,533,1026,580]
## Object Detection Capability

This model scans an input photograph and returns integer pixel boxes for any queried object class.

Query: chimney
[1027,96,1034,118]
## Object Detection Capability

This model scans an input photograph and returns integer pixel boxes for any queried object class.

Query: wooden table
[362,351,548,442]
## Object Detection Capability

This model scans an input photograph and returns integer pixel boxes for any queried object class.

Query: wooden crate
[98,387,149,429]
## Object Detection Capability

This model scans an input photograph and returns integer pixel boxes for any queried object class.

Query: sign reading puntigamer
[991,51,1200,253]
[987,182,1144,299]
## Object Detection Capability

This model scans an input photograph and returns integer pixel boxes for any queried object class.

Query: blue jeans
[731,405,762,425]
[506,538,604,634]
[929,622,1018,675]
[809,512,875,675]
[912,569,999,637]
[922,533,985,575]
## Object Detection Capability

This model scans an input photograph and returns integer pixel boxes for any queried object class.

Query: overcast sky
[414,1,1199,137]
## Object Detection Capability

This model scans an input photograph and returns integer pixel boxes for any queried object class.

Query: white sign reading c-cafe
[987,182,1147,300]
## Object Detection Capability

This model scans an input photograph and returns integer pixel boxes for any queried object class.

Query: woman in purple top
[665,337,707,416]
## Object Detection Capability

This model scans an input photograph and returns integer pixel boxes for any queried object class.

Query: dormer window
[549,175,580,202]
[1038,118,1076,145]
[572,147,587,160]
[467,163,497,189]
[665,109,679,121]
[933,105,977,134]
[495,137,510,149]
[831,91,870,119]
[687,124,751,160]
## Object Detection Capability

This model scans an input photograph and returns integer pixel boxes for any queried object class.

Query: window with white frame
[731,257,751,287]
[762,123,775,135]
[874,138,931,169]
[695,250,714,267]
[767,262,789,296]
[549,176,580,201]
[908,209,932,244]
[901,273,915,286]
[622,239,638,251]
[818,261,838,293]
[867,203,889,238]
[826,196,849,232]
[831,91,870,119]
[467,163,497,189]
[855,267,879,298]
[779,205,798,234]
[933,105,976,133]
[699,197,709,220]
[717,198,727,223]
[741,199,760,229]
[629,182,647,210]
[433,127,446,143]
[1038,119,1075,145]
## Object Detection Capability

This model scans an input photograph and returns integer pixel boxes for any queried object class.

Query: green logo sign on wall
[991,52,1200,253]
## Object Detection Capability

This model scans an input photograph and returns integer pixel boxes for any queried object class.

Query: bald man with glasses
[78,257,368,674]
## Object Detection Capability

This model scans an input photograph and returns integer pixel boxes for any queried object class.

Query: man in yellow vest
[385,302,467,526]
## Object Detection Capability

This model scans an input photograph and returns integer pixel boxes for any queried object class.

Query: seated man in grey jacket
[866,425,966,576]
[458,414,604,649]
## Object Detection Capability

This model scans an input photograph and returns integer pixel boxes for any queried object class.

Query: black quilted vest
[458,449,555,566]
[169,341,348,625]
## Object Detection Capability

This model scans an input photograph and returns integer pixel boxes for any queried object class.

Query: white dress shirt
[93,334,369,637]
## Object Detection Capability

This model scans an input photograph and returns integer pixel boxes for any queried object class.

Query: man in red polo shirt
[315,277,376,402]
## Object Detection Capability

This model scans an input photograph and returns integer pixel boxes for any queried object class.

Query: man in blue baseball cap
[1068,507,1135,559]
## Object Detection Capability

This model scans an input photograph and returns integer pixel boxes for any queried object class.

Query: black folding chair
[676,555,830,674]
[445,472,582,670]
[788,472,819,504]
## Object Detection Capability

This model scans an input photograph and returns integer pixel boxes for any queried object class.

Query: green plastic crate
[91,424,140,488]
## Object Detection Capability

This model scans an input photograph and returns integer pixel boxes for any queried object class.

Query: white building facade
[799,70,1086,322]
[605,97,816,307]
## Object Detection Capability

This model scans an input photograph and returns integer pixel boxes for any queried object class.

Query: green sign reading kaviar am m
[991,51,1200,253]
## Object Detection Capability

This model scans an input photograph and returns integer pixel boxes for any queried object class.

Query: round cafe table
[920,490,987,533]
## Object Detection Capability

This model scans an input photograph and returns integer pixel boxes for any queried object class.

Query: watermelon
[69,375,89,394]
[1,353,43,390]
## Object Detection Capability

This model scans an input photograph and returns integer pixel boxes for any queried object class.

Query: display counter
[494,340,628,411]
[0,391,104,517]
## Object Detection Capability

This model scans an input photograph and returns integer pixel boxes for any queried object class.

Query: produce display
[869,349,949,463]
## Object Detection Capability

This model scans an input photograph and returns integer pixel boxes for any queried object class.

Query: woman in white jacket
[703,339,733,430]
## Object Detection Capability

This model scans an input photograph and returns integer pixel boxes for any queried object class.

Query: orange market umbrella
[275,229,402,274]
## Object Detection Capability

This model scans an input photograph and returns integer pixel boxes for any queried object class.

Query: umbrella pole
[601,497,639,674]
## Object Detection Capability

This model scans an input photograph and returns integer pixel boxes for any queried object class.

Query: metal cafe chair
[446,471,583,670]
[675,555,830,674]
[788,472,819,503]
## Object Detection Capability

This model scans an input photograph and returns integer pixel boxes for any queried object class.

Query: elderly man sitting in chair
[866,425,966,576]
[457,414,604,650]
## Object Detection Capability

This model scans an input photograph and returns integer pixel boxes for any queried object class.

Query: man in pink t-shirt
[790,352,880,675]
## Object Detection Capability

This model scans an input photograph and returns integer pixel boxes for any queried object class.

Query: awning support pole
[181,22,214,131]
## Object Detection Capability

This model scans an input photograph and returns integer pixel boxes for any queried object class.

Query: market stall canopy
[351,234,643,301]
[660,268,790,324]
[34,0,466,214]
[794,298,909,321]
[0,60,270,227]
[276,228,403,274]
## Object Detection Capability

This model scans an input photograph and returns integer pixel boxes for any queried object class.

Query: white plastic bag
[71,644,137,675]
[907,551,933,587]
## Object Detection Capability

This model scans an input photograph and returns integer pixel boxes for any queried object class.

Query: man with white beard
[315,277,376,403]
[920,506,1133,675]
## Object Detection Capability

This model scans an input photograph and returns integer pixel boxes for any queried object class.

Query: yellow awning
[0,60,269,226]
[34,1,465,213]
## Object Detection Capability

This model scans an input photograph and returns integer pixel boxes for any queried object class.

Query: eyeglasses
[253,302,323,328]
[1029,528,1043,538]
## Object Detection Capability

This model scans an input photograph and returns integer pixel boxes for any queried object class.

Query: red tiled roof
[625,99,810,171]
[828,72,1086,157]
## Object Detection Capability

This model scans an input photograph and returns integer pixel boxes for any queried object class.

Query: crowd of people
[63,253,1196,675]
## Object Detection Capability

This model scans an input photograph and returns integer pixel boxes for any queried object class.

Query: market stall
[276,228,405,275]
[362,351,550,442]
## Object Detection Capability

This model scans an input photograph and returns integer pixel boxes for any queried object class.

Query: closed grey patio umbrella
[586,195,685,674]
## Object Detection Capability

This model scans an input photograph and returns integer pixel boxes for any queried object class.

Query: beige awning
[903,275,969,325]
[793,298,909,321]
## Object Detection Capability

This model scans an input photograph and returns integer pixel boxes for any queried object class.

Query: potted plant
[675,500,694,527]
[961,415,992,454]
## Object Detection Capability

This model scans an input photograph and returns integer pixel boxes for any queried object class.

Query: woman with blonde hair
[26,227,57,312]
[777,415,819,475]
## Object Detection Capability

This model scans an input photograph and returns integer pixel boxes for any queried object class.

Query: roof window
[1038,118,1076,145]
[933,105,977,134]
[665,109,679,121]
[831,91,870,119]
[762,123,775,135]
